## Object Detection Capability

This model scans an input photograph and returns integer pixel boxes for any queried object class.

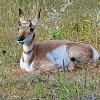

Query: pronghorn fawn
[17,9,100,75]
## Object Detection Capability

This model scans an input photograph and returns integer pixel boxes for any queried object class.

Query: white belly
[47,45,71,68]
[20,45,72,72]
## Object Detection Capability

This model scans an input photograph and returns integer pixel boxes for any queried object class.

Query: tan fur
[18,9,97,75]
[25,40,93,73]
[32,40,93,62]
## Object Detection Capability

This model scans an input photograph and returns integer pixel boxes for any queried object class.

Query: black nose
[18,36,25,41]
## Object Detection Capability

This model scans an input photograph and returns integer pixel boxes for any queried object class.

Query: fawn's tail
[90,45,100,61]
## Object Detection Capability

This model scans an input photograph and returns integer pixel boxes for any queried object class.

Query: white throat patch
[23,33,34,44]
[23,42,34,52]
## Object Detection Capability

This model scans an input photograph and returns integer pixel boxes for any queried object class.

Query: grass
[0,0,100,100]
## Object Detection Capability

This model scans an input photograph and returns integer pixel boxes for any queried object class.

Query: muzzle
[17,36,25,44]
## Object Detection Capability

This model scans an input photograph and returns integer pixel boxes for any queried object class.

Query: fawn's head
[17,9,40,45]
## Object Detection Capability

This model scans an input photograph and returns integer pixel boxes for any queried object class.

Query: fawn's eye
[30,27,34,32]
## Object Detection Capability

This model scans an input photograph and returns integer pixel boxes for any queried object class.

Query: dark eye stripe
[30,28,34,32]
[29,21,32,27]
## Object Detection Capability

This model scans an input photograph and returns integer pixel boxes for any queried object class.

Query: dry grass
[0,0,100,99]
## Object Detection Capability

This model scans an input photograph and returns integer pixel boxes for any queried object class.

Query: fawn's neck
[22,36,35,64]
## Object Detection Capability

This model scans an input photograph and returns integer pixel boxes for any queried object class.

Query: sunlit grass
[0,0,100,99]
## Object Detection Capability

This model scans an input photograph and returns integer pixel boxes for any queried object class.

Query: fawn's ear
[18,8,26,23]
[31,9,41,27]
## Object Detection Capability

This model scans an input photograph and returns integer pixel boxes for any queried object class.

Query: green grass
[0,0,100,100]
